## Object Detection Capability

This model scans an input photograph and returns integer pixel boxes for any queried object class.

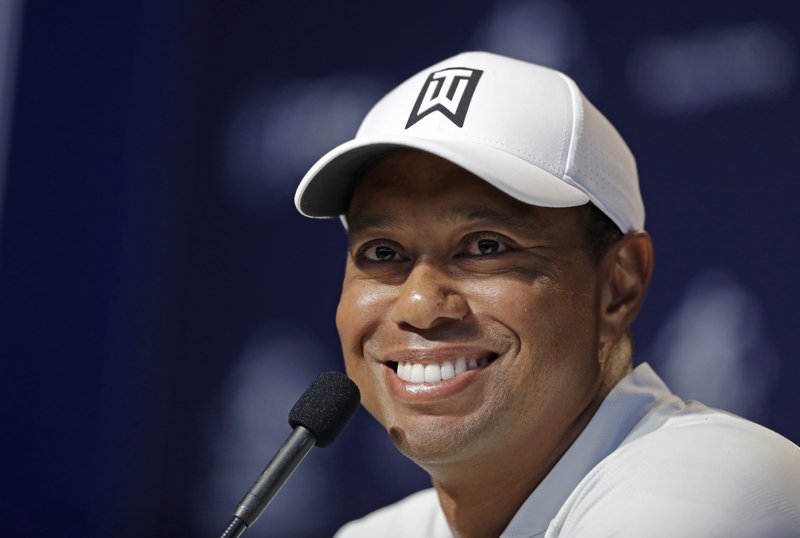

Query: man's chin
[387,421,485,468]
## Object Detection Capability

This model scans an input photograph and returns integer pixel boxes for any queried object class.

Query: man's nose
[388,262,469,330]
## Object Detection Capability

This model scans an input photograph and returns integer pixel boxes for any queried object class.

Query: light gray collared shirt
[336,364,800,537]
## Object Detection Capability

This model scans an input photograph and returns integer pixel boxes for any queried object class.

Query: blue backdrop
[2,1,798,536]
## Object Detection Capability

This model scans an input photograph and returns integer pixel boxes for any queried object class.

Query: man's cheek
[344,360,385,424]
[340,285,392,341]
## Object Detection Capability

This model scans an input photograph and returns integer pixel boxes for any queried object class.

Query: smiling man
[294,52,800,537]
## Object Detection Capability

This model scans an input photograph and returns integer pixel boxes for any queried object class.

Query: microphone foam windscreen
[288,371,361,447]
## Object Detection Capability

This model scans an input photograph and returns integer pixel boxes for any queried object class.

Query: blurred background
[1,0,798,536]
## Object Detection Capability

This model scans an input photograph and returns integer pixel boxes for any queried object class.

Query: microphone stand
[219,426,316,537]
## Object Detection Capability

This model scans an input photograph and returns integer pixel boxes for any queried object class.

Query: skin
[336,149,653,538]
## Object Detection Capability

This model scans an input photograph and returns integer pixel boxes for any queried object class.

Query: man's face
[336,149,608,467]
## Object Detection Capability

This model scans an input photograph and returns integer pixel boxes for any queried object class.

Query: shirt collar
[500,363,672,537]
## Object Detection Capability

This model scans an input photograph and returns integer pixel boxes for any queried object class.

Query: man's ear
[598,231,654,343]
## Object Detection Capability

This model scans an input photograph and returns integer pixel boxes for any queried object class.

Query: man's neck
[431,453,552,538]
[426,380,612,538]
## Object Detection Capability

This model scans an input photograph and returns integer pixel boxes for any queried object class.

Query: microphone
[220,371,361,538]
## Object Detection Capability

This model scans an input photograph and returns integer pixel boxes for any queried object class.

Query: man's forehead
[346,201,581,250]
[345,204,547,237]
[352,148,517,201]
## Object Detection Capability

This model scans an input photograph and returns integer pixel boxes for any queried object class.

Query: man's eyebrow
[345,214,404,237]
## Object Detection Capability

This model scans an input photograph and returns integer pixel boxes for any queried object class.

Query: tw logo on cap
[406,67,483,129]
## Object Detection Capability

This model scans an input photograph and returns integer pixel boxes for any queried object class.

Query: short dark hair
[581,203,623,264]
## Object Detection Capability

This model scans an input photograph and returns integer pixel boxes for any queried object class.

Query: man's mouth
[388,354,498,384]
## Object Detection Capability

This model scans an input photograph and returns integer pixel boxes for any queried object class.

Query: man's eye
[371,245,398,261]
[476,239,501,255]
[358,242,406,263]
[462,235,509,257]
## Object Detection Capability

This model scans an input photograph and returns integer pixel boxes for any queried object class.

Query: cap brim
[294,135,590,218]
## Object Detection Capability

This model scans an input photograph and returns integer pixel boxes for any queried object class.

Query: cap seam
[556,74,573,176]
[557,72,582,181]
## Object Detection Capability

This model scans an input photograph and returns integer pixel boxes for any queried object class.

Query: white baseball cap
[294,51,644,232]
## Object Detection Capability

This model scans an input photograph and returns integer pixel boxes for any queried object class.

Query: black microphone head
[288,371,361,447]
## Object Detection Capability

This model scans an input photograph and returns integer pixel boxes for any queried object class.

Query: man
[294,52,800,537]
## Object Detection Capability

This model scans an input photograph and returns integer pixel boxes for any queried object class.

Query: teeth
[410,363,425,383]
[441,361,455,380]
[396,356,489,384]
[422,364,438,383]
